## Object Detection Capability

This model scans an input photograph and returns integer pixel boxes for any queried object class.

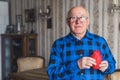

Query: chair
[104,69,120,80]
[17,56,45,72]
[110,69,120,80]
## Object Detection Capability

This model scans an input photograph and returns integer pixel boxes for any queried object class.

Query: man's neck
[71,31,86,40]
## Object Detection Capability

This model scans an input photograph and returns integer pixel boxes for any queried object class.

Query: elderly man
[47,6,116,80]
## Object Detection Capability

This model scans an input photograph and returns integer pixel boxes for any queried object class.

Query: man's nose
[75,18,81,24]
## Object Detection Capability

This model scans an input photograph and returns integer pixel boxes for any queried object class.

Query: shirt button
[81,73,84,75]
[80,54,83,56]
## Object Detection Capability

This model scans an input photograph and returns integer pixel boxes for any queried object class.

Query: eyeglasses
[68,16,88,22]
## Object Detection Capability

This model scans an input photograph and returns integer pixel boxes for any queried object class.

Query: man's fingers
[99,61,108,67]
[99,61,108,72]
[82,57,96,68]
[87,57,96,66]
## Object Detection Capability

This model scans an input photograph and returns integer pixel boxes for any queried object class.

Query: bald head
[67,6,89,19]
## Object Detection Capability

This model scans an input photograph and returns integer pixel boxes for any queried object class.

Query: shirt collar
[67,30,93,41]
[84,30,93,40]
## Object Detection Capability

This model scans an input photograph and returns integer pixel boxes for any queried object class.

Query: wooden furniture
[10,68,49,80]
[1,33,37,80]
[10,68,120,80]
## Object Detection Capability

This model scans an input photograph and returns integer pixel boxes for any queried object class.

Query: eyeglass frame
[68,16,88,22]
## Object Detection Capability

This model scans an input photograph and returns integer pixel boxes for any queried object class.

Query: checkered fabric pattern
[47,30,116,80]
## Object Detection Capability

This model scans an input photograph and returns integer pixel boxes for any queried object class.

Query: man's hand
[77,57,96,69]
[99,60,108,72]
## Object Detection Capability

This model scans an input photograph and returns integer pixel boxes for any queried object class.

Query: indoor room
[0,0,120,80]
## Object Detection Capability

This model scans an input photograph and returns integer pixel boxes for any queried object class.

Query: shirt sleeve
[100,38,116,75]
[47,41,80,80]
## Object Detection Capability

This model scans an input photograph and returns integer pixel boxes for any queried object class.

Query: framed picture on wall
[25,9,36,22]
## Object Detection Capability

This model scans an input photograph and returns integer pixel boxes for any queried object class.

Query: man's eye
[81,17,86,19]
[71,17,76,19]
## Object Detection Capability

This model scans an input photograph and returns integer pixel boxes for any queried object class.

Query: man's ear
[86,18,90,26]
[66,18,70,26]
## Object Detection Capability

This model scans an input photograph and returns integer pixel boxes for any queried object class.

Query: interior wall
[9,0,120,68]
[0,1,9,80]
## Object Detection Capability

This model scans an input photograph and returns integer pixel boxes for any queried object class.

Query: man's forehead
[70,10,87,16]
[70,7,88,16]
[70,13,85,17]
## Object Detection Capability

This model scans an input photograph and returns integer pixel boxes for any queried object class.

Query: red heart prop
[91,50,102,69]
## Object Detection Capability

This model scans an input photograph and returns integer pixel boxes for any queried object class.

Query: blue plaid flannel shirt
[47,30,116,80]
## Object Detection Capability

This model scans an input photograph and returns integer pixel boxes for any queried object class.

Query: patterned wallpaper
[9,0,120,68]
